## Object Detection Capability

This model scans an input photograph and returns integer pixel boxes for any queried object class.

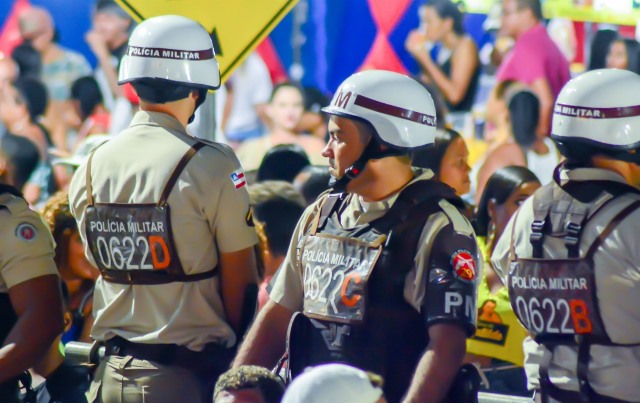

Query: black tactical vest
[287,180,464,402]
[84,142,217,285]
[508,177,640,403]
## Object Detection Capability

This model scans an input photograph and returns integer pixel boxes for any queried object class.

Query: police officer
[0,140,64,402]
[68,15,258,403]
[492,68,640,402]
[234,70,481,403]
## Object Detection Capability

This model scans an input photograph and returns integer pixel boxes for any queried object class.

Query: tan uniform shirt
[0,192,58,292]
[270,169,481,332]
[69,111,258,351]
[492,167,640,401]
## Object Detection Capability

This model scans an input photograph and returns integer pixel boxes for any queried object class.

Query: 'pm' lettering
[444,291,474,318]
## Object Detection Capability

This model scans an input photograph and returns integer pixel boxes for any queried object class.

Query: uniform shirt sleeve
[269,201,321,312]
[406,202,481,337]
[421,222,480,336]
[0,196,58,290]
[206,149,258,253]
[68,160,98,267]
[491,197,533,286]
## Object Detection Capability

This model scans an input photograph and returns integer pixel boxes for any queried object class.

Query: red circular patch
[451,250,476,282]
[16,223,37,241]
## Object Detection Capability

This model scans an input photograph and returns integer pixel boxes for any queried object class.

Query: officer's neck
[347,159,414,202]
[139,98,194,129]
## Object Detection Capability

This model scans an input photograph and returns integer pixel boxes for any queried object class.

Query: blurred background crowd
[1,0,639,399]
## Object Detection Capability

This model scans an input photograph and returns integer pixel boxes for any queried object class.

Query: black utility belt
[104,336,233,373]
[101,267,217,285]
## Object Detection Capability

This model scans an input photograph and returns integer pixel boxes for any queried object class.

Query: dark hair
[253,197,304,256]
[257,144,311,183]
[13,77,48,120]
[508,90,539,149]
[131,78,199,104]
[11,43,41,79]
[296,165,332,206]
[214,366,285,403]
[515,0,543,21]
[475,166,539,236]
[0,134,40,189]
[71,76,104,120]
[615,38,640,74]
[425,0,465,35]
[412,128,462,175]
[269,81,305,104]
[589,29,618,71]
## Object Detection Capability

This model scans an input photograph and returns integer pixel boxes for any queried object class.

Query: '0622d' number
[514,296,593,335]
[95,235,171,270]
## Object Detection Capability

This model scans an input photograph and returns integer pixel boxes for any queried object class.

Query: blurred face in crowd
[490,180,540,236]
[438,136,471,196]
[18,7,55,53]
[0,84,27,126]
[606,40,628,70]
[500,0,525,38]
[422,6,451,43]
[323,116,369,180]
[267,85,305,132]
[92,11,130,46]
[0,59,18,92]
[66,230,100,281]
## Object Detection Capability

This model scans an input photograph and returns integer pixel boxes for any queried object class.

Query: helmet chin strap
[329,138,406,192]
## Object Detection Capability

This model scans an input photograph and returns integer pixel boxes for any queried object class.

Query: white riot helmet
[321,70,437,190]
[118,15,220,90]
[322,70,437,150]
[552,69,640,163]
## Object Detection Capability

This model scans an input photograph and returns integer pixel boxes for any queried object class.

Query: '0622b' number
[95,235,170,270]
[514,296,593,335]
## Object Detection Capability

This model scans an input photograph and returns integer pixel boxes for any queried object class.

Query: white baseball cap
[281,364,384,403]
[51,134,110,167]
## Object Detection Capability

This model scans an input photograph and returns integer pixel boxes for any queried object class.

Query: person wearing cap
[281,363,386,403]
[234,70,480,403]
[491,68,640,402]
[68,15,258,403]
[0,136,64,402]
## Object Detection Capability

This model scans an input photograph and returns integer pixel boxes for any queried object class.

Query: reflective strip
[127,46,214,60]
[554,103,640,119]
[354,94,437,127]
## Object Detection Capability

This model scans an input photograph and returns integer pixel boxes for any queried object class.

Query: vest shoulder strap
[372,180,464,234]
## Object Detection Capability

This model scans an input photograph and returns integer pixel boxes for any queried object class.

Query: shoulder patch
[16,222,38,242]
[246,207,255,227]
[230,169,246,189]
[451,249,476,283]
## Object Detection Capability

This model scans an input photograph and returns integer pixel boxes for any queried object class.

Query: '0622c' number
[95,235,170,270]
[304,264,362,314]
[514,296,593,335]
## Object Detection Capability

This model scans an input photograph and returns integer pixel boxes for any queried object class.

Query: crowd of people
[2,0,640,402]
